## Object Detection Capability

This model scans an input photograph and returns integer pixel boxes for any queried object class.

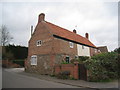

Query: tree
[0,25,13,46]
[114,47,120,54]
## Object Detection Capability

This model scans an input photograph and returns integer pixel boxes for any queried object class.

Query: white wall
[77,44,90,56]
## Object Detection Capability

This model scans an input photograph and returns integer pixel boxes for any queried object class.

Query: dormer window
[36,40,42,46]
[69,42,74,48]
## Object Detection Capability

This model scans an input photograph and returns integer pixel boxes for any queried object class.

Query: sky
[0,0,119,51]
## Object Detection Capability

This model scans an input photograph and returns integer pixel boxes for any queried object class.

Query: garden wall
[54,62,79,79]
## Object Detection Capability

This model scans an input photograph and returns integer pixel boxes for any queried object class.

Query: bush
[61,61,70,64]
[56,71,70,79]
[78,56,89,61]
[70,56,89,64]
[84,52,119,82]
[12,59,25,67]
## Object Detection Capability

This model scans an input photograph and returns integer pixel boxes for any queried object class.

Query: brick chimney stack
[85,33,89,39]
[73,29,77,34]
[38,13,45,23]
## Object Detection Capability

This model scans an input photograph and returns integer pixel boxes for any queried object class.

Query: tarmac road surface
[2,69,80,88]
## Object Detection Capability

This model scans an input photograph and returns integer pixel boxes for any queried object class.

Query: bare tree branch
[0,25,13,46]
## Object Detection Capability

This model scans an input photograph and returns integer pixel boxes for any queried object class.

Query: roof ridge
[46,21,78,35]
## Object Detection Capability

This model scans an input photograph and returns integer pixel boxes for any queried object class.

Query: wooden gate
[78,64,87,80]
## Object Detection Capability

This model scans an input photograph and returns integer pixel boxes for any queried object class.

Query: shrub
[70,56,89,64]
[84,52,119,82]
[12,59,25,67]
[78,56,89,61]
[70,58,80,63]
[56,71,70,79]
[61,61,69,64]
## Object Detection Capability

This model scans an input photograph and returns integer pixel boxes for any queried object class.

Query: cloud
[1,2,118,51]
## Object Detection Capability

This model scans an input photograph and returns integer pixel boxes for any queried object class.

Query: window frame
[36,40,42,46]
[31,55,37,65]
[65,56,70,63]
[69,42,74,48]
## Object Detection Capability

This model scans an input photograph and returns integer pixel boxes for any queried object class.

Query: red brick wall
[90,47,99,56]
[54,63,79,79]
[28,22,54,56]
[27,21,78,74]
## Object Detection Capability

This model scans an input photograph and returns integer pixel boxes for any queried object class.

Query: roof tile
[46,21,96,48]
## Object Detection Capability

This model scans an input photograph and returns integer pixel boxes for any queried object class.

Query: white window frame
[36,40,42,46]
[31,55,37,65]
[69,42,74,48]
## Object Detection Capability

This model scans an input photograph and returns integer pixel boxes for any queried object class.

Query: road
[2,69,80,88]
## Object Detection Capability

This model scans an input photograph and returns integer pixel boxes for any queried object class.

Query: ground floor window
[65,56,70,63]
[31,55,37,65]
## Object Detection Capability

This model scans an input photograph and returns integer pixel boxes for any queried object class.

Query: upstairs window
[31,55,37,65]
[36,40,42,46]
[69,42,74,48]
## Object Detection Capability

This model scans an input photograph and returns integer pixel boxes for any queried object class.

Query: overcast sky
[0,0,118,51]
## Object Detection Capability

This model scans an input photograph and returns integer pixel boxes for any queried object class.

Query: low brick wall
[54,62,79,79]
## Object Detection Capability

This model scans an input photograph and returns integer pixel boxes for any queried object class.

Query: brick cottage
[25,13,101,75]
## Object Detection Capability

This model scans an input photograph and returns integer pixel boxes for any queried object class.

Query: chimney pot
[38,13,45,23]
[85,33,89,39]
[73,29,77,33]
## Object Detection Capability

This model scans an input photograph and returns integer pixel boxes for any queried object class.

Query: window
[31,55,37,65]
[82,45,84,49]
[65,56,70,63]
[95,49,97,53]
[98,50,101,53]
[36,40,42,46]
[69,42,74,48]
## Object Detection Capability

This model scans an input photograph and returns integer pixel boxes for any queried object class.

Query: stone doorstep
[20,71,118,88]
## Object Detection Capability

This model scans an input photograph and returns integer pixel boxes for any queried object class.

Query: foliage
[2,46,14,60]
[69,75,76,80]
[78,56,89,61]
[114,47,120,54]
[70,56,89,64]
[2,44,28,60]
[84,52,119,82]
[50,74,55,77]
[61,61,71,64]
[2,44,28,66]
[56,71,70,79]
[12,60,25,67]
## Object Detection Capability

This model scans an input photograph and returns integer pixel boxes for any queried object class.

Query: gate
[78,64,87,80]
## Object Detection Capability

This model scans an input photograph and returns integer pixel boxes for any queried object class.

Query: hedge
[84,52,119,82]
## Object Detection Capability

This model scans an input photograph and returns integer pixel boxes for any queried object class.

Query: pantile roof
[46,21,96,48]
